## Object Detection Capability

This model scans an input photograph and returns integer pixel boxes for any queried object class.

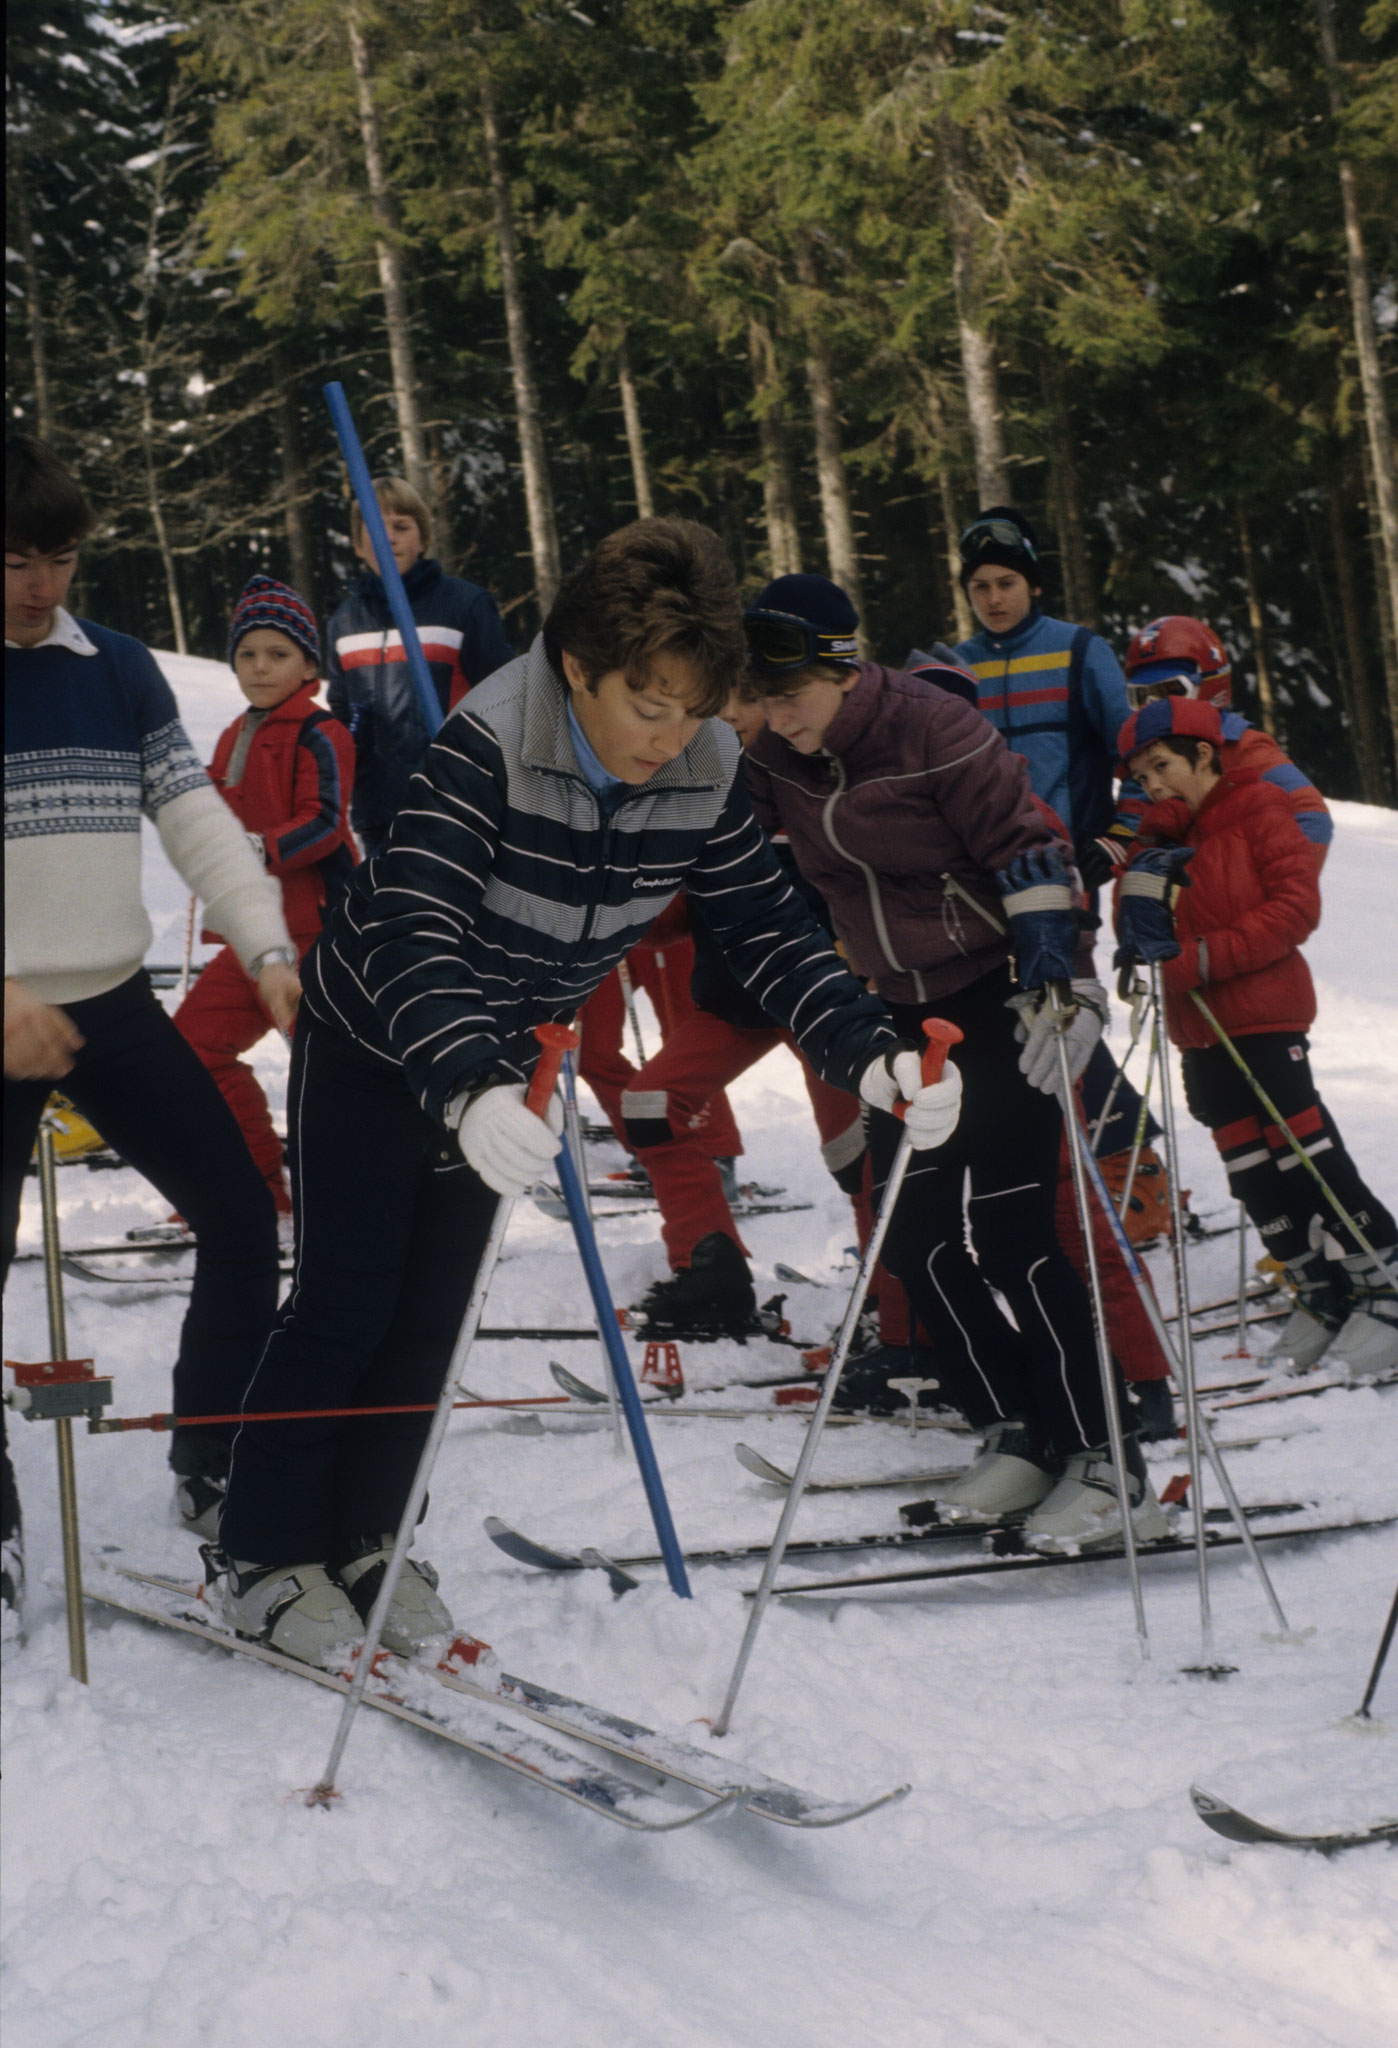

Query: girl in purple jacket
[743,574,1168,1554]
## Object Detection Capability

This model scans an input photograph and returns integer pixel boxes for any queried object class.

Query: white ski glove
[452,1081,564,1196]
[1009,978,1109,1096]
[859,1043,964,1151]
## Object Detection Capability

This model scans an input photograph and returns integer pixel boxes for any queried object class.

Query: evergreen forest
[7,0,1397,800]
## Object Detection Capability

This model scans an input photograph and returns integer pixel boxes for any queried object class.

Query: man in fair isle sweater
[3,437,301,1565]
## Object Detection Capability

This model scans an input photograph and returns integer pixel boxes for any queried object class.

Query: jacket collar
[356,556,441,607]
[517,634,727,797]
[973,602,1046,655]
[258,680,325,726]
[816,662,887,760]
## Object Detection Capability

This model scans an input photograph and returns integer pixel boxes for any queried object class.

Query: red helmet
[1123,616,1232,708]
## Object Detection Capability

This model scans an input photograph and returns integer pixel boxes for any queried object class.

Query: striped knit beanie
[1117,694,1223,766]
[228,574,320,669]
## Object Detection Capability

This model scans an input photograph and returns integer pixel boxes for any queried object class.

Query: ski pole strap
[322,380,443,742]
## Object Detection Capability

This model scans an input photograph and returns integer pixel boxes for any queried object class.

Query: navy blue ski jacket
[305,638,895,1123]
[326,556,514,853]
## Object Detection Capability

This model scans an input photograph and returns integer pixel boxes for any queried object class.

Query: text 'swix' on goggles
[958,517,1038,564]
[743,609,860,670]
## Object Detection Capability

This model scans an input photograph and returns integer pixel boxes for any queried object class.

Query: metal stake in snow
[1354,1581,1397,1722]
[309,1025,574,1805]
[560,1048,623,1452]
[36,1126,90,1682]
[713,1019,962,1736]
[1065,1094,1294,1639]
[1048,984,1150,1659]
[322,380,443,742]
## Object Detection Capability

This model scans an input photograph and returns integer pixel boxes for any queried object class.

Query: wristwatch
[250,946,298,976]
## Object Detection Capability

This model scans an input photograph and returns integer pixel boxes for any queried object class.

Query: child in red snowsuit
[1117,695,1396,1383]
[175,577,357,1215]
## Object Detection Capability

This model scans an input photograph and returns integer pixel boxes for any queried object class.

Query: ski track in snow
[3,656,1396,2048]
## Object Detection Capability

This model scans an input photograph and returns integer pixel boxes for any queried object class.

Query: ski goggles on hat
[743,608,860,671]
[957,517,1038,564]
[1125,660,1202,708]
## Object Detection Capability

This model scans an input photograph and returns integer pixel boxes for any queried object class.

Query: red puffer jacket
[205,682,358,942]
[1130,770,1320,1049]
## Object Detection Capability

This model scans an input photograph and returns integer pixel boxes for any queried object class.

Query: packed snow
[3,655,1395,2048]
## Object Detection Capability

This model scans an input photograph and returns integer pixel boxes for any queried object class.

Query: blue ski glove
[995,847,1078,993]
[1114,845,1195,967]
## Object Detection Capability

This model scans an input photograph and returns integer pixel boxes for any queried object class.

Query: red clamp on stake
[641,1341,684,1395]
[774,1384,820,1406]
[1160,1472,1191,1506]
[6,1358,113,1423]
[801,1345,832,1373]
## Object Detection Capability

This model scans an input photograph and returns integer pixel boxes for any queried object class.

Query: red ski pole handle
[893,1017,964,1119]
[527,1022,579,1118]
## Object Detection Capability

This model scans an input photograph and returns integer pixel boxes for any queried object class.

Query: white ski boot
[1022,1439,1170,1553]
[221,1557,364,1668]
[930,1419,1057,1523]
[336,1536,454,1656]
[1329,1248,1398,1384]
[1264,1249,1346,1374]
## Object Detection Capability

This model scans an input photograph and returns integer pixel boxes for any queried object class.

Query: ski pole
[91,1392,580,1432]
[561,1048,623,1453]
[1354,1581,1397,1720]
[36,1125,89,1682]
[310,1023,573,1804]
[1115,996,1160,1224]
[1148,964,1222,1668]
[617,958,647,1066]
[1065,1093,1294,1637]
[1048,986,1150,1658]
[1089,971,1149,1154]
[713,1019,962,1736]
[322,381,443,742]
[553,1129,692,1597]
[1189,992,1398,1286]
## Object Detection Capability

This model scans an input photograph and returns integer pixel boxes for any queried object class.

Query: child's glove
[1114,846,1195,968]
[1008,979,1109,1096]
[859,1042,964,1150]
[1075,830,1131,894]
[453,1080,563,1196]
[995,847,1078,992]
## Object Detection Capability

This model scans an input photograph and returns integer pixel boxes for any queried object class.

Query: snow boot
[1329,1248,1398,1384]
[174,1471,227,1542]
[930,1419,1058,1523]
[634,1232,758,1339]
[217,1555,364,1669]
[1022,1435,1171,1553]
[1264,1249,1348,1375]
[1126,1376,1177,1444]
[336,1536,454,1656]
[831,1346,945,1417]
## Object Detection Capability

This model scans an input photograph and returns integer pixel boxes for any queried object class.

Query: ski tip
[482,1517,583,1573]
[734,1443,786,1485]
[750,1780,914,1828]
[549,1361,603,1403]
[577,1548,643,1596]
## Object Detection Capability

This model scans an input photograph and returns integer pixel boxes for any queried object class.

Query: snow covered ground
[3,656,1396,2048]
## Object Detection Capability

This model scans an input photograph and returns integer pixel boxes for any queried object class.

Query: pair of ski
[88,1562,907,1831]
[532,1181,811,1223]
[543,1361,965,1429]
[483,1498,1352,1598]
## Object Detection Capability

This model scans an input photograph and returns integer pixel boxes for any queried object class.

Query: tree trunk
[345,2,434,510]
[922,377,974,641]
[1316,0,1398,712]
[794,242,866,642]
[941,125,1009,505]
[1236,502,1277,739]
[616,334,655,520]
[748,318,801,577]
[1360,434,1398,769]
[135,82,187,654]
[273,346,316,606]
[1043,360,1097,625]
[1325,477,1388,803]
[478,62,562,612]
[7,133,53,438]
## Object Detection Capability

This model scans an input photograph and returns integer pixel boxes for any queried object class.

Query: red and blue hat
[228,574,320,670]
[1117,694,1223,766]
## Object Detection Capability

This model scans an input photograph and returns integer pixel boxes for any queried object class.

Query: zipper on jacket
[819,758,906,976]
[940,871,1005,936]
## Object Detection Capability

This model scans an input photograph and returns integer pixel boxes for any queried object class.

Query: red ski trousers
[1054,1126,1171,1383]
[173,942,310,1214]
[620,1012,862,1269]
[577,942,741,1160]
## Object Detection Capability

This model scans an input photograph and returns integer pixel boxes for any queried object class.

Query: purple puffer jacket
[745,663,1062,1005]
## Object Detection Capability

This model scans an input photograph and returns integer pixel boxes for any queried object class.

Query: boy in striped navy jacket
[215,518,962,1667]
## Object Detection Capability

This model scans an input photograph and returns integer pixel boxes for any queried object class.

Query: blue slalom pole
[322,380,442,742]
[553,1138,692,1598]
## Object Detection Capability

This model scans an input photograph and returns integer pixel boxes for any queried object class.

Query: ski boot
[174,1471,228,1543]
[1264,1248,1348,1375]
[1096,1144,1171,1247]
[1126,1376,1177,1444]
[1328,1248,1398,1384]
[336,1535,455,1656]
[929,1419,1058,1524]
[215,1552,365,1669]
[831,1347,944,1418]
[633,1232,759,1340]
[1022,1435,1170,1553]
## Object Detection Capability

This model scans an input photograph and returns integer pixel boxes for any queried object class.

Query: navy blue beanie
[957,506,1041,591]
[752,573,859,642]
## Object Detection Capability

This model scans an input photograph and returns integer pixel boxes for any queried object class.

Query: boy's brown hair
[745,658,852,698]
[350,476,431,552]
[5,435,96,553]
[543,518,745,719]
